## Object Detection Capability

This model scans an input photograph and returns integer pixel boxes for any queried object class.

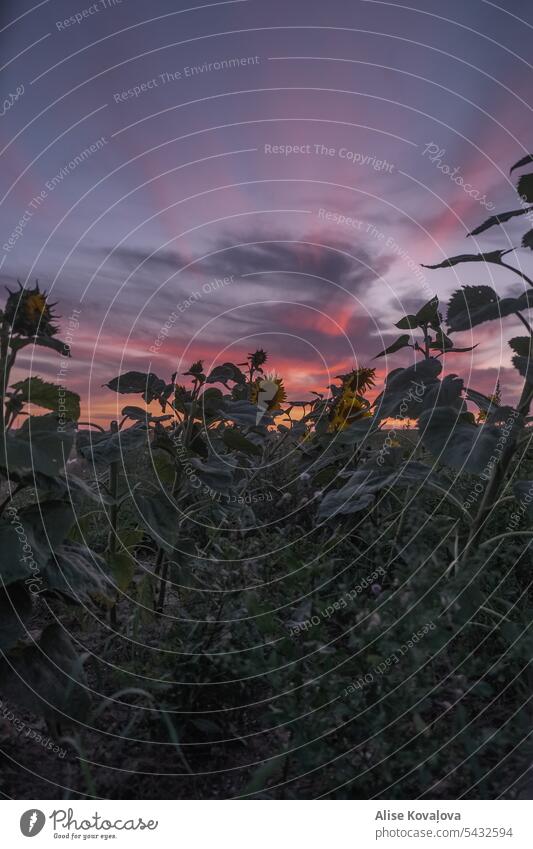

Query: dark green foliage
[422,250,510,269]
[2,158,533,800]
[447,286,533,332]
[517,174,533,202]
[467,207,533,236]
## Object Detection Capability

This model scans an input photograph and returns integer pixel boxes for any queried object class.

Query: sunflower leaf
[522,230,533,250]
[11,376,80,421]
[374,334,411,359]
[415,296,440,325]
[511,154,533,173]
[105,371,166,403]
[517,174,533,203]
[422,250,509,269]
[467,208,533,236]
[222,428,262,456]
[206,363,246,385]
[419,406,505,474]
[446,286,533,332]
[395,314,420,330]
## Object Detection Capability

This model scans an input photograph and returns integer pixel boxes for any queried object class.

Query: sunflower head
[4,281,58,337]
[250,374,287,410]
[248,348,268,371]
[327,366,375,432]
[336,366,376,395]
[328,386,371,432]
[183,360,205,381]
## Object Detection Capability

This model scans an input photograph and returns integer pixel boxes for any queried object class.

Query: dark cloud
[101,232,388,287]
[97,230,393,316]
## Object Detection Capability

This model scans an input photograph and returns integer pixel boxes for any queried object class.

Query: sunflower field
[1,160,533,801]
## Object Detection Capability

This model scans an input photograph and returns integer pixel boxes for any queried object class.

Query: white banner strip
[2,799,532,847]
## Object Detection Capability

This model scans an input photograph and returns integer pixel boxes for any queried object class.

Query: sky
[1,0,533,421]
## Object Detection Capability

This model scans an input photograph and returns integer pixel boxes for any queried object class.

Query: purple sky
[1,0,532,420]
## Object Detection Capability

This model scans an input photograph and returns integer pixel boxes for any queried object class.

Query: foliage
[2,159,533,798]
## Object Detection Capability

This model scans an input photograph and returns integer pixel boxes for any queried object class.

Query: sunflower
[248,348,268,369]
[328,367,375,433]
[4,281,58,337]
[336,366,376,394]
[250,374,287,410]
[328,387,371,432]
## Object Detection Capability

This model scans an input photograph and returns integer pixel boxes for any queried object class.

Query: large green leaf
[511,155,533,174]
[11,377,80,421]
[422,250,509,270]
[522,230,533,250]
[395,314,420,330]
[318,473,381,520]
[374,334,411,359]
[79,424,148,464]
[0,433,57,479]
[134,492,180,555]
[415,296,440,326]
[517,174,533,203]
[467,208,533,237]
[318,462,436,521]
[222,428,262,456]
[25,470,115,506]
[0,624,91,723]
[447,286,533,332]
[107,551,135,592]
[511,355,533,383]
[324,416,379,446]
[1,415,75,478]
[44,543,111,602]
[153,451,176,486]
[10,335,71,356]
[509,336,533,383]
[374,358,442,419]
[419,406,504,474]
[421,375,465,414]
[206,363,246,385]
[188,452,238,493]
[25,500,75,550]
[23,413,76,461]
[121,405,172,424]
[222,400,271,427]
[0,500,75,586]
[104,371,166,403]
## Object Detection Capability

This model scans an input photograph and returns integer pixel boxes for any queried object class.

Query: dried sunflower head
[336,366,376,395]
[249,348,268,369]
[4,281,59,337]
[183,360,205,380]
